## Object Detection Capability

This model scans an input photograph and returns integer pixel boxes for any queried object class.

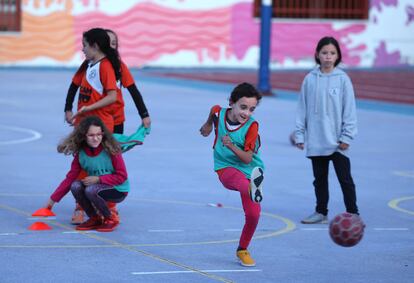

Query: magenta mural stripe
[73,2,231,65]
[231,3,366,66]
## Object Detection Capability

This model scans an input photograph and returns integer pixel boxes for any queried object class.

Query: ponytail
[104,47,121,81]
[76,59,89,77]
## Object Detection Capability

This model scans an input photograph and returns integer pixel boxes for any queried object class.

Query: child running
[46,116,130,232]
[199,82,264,267]
[295,36,359,224]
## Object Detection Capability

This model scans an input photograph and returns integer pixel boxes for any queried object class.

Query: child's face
[86,125,103,148]
[107,31,118,49]
[317,43,338,72]
[229,97,258,124]
[82,38,99,61]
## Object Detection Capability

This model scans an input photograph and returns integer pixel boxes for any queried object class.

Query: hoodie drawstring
[315,72,319,114]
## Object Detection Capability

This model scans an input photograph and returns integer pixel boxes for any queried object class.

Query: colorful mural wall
[0,0,413,68]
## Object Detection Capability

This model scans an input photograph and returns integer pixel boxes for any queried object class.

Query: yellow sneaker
[71,204,85,225]
[237,250,256,267]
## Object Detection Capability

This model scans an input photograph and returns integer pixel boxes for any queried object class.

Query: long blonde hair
[57,116,121,155]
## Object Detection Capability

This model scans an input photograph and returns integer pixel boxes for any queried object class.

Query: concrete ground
[0,67,413,283]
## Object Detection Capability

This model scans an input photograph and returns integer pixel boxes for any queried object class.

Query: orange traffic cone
[32,208,55,217]
[29,221,52,231]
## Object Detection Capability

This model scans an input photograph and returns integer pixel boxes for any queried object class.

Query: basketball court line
[373,228,409,231]
[0,124,42,145]
[148,229,184,232]
[388,196,414,216]
[0,201,294,283]
[392,170,414,178]
[0,203,234,283]
[0,206,295,248]
[0,226,409,239]
[131,269,262,275]
[0,195,296,247]
[300,227,410,231]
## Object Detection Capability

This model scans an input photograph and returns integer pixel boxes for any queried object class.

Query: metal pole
[258,0,272,95]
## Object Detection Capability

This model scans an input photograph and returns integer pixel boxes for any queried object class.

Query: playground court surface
[0,67,413,283]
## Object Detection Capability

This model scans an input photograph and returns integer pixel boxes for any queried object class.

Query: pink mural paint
[73,2,231,65]
[81,0,99,7]
[373,41,405,66]
[231,3,366,66]
[371,0,398,11]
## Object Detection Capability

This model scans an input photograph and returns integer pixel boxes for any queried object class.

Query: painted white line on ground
[63,231,98,234]
[27,217,56,221]
[392,170,414,178]
[148,229,183,232]
[0,125,42,145]
[0,233,18,236]
[374,228,409,231]
[132,269,261,275]
[301,227,409,231]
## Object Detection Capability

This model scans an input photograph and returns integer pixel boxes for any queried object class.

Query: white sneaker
[249,167,264,203]
[301,212,328,224]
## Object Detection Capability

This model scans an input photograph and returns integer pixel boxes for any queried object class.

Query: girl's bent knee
[70,181,84,195]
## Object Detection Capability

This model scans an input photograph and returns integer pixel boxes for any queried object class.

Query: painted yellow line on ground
[388,196,414,216]
[0,200,296,282]
[0,203,234,283]
[0,204,296,248]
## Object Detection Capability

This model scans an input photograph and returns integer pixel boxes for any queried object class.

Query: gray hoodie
[295,67,357,157]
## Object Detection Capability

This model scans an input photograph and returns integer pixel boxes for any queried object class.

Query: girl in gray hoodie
[295,36,359,224]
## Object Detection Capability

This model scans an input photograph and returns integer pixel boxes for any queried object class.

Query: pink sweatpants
[218,167,261,249]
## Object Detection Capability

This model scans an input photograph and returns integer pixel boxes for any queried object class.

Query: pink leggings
[218,167,261,249]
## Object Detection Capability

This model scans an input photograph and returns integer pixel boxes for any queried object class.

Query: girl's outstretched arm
[126,84,151,128]
[200,105,218,137]
[50,155,82,203]
[45,198,55,210]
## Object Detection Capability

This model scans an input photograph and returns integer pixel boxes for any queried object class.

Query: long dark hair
[77,28,121,81]
[57,116,121,155]
[314,36,342,67]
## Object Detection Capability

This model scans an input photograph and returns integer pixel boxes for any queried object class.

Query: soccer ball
[329,212,365,247]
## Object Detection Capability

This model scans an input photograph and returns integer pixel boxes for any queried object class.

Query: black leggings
[71,181,127,218]
[310,152,358,215]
